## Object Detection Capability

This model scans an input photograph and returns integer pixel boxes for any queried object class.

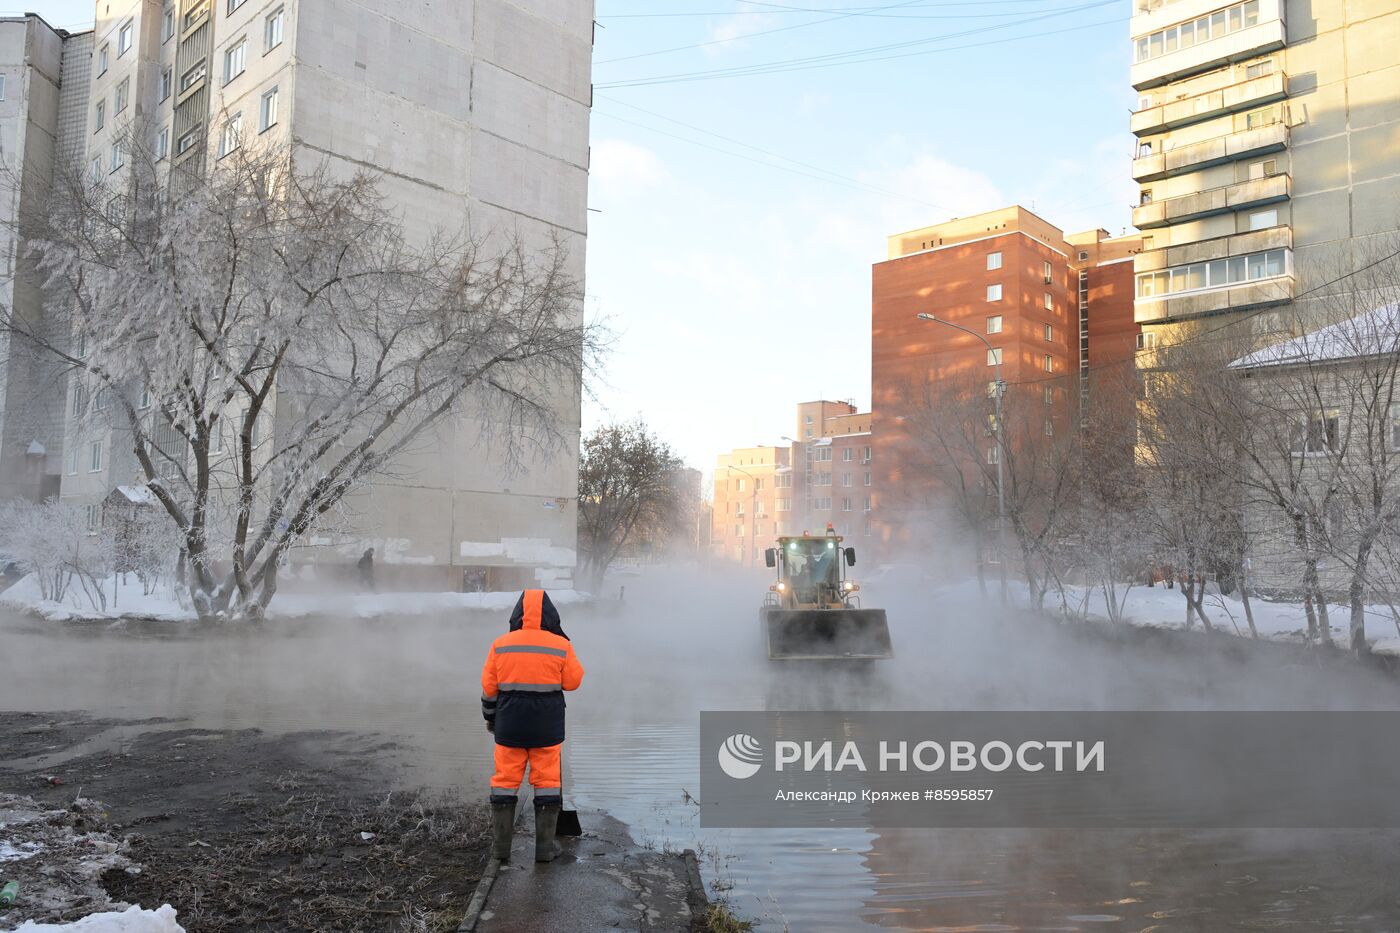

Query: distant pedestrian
[357,547,375,591]
[481,590,584,862]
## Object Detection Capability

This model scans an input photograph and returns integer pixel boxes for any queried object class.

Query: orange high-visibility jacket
[481,590,584,749]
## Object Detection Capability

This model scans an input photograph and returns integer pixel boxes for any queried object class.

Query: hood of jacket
[508,589,569,639]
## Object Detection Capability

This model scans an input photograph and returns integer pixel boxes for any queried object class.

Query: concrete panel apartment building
[0,2,594,589]
[870,207,1141,563]
[1129,0,1400,347]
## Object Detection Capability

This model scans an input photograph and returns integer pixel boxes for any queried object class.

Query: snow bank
[12,905,185,933]
[0,572,587,624]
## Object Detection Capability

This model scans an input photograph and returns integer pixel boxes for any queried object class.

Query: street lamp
[916,312,1008,604]
[726,463,760,567]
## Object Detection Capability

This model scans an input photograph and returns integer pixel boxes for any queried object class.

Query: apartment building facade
[712,445,794,566]
[0,16,90,505]
[5,1,594,589]
[870,206,1140,560]
[1129,0,1400,345]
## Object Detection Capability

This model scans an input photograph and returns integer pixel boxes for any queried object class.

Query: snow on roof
[25,440,45,456]
[109,484,157,506]
[1232,302,1400,369]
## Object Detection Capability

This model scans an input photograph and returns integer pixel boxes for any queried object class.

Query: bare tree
[0,497,112,609]
[576,420,685,590]
[1,131,596,621]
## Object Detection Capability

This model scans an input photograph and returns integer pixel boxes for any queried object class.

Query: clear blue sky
[31,0,1140,477]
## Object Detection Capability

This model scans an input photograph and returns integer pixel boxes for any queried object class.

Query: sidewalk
[466,808,704,932]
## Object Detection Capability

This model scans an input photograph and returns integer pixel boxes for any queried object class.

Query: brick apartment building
[870,206,1141,562]
[712,400,876,566]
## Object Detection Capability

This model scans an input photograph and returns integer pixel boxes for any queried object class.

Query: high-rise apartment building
[3,2,594,590]
[1129,0,1400,344]
[871,206,1140,558]
[0,16,90,504]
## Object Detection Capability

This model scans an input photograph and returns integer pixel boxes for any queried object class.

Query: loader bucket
[762,608,893,660]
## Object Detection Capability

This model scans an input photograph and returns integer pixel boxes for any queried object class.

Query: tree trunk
[1238,565,1258,638]
[1349,537,1374,657]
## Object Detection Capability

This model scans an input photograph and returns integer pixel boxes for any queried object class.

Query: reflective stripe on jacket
[481,590,584,749]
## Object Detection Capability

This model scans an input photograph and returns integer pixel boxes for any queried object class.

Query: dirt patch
[0,712,489,932]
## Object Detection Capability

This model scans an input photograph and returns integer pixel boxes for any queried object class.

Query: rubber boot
[490,799,516,862]
[534,804,561,863]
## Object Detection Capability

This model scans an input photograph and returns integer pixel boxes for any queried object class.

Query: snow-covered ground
[12,905,185,933]
[0,574,587,623]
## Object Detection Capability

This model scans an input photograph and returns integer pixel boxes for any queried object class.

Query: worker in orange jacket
[481,589,584,862]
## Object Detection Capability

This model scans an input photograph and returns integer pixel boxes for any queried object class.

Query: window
[1134,1,1262,62]
[89,440,103,472]
[775,474,792,488]
[162,7,175,41]
[229,0,247,12]
[1246,59,1274,79]
[1135,248,1287,298]
[805,415,813,425]
[987,348,1003,367]
[180,59,207,93]
[841,498,853,512]
[1392,405,1400,451]
[842,448,853,462]
[1136,332,1158,350]
[71,384,86,416]
[1043,261,1054,283]
[1044,324,1054,342]
[987,381,999,397]
[987,315,1003,334]
[1244,105,1279,130]
[259,85,279,131]
[1078,250,1090,262]
[1043,293,1053,311]
[89,157,102,183]
[1044,386,1054,405]
[183,2,207,31]
[815,472,832,486]
[755,479,764,491]
[224,40,247,84]
[139,385,151,409]
[1043,354,1054,373]
[987,284,1003,302]
[734,524,743,538]
[98,44,109,76]
[265,7,284,49]
[777,498,791,512]
[86,504,100,533]
[218,112,242,157]
[110,141,124,171]
[115,78,129,113]
[1292,411,1339,456]
[987,251,1002,271]
[842,473,852,487]
[160,67,172,101]
[863,446,872,462]
[176,126,200,156]
[0,75,6,100]
[734,500,744,515]
[1248,159,1278,180]
[1044,418,1054,437]
[986,447,1000,465]
[813,498,832,511]
[864,497,872,512]
[66,446,79,475]
[94,100,105,130]
[736,479,746,492]
[1249,209,1277,231]
[864,472,872,486]
[118,21,133,55]
[815,448,832,462]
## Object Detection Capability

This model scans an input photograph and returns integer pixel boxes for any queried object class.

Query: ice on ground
[12,905,185,933]
[0,573,587,624]
[0,794,138,927]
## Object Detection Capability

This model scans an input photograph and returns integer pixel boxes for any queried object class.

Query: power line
[595,93,959,213]
[596,3,1123,88]
[596,0,929,66]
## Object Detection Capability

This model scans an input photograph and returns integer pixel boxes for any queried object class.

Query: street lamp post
[726,464,760,567]
[916,312,1008,603]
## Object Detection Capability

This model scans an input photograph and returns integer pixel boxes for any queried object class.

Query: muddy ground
[0,712,490,932]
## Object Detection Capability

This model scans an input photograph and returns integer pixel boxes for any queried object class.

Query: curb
[456,855,502,932]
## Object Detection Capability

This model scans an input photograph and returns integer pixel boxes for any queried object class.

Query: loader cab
[765,533,859,610]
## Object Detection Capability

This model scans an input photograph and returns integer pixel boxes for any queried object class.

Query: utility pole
[916,313,1008,604]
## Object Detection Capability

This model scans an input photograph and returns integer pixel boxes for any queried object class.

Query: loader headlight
[843,581,859,592]
[776,582,787,592]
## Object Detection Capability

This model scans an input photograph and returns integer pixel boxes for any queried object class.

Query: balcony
[1136,223,1290,271]
[1132,70,1285,136]
[1132,122,1287,182]
[1135,276,1292,323]
[1131,5,1286,90]
[1133,173,1290,229]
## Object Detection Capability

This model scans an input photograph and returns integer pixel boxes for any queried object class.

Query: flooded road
[4,569,1400,931]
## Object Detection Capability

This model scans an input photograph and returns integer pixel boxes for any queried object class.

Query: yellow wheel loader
[760,529,892,660]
